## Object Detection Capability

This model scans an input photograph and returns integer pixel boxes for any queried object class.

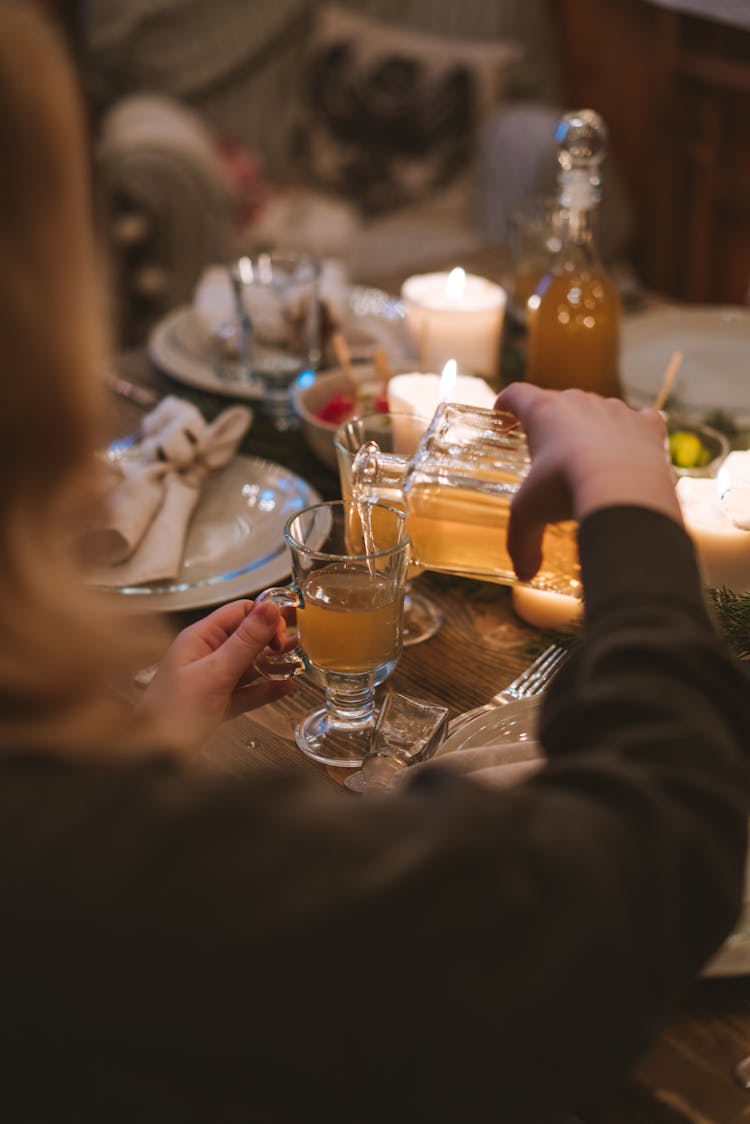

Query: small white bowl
[292,365,383,471]
[667,415,730,478]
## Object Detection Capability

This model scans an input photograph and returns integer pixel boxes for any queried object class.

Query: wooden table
[107,346,750,1124]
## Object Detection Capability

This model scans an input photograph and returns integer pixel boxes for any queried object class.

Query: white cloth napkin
[86,396,252,587]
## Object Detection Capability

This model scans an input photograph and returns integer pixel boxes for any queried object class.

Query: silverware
[103,368,158,410]
[227,259,253,380]
[447,643,569,736]
[102,370,159,461]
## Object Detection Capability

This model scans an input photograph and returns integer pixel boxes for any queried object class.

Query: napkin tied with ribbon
[87,396,252,587]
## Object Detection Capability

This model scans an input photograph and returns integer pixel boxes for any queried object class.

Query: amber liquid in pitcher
[406,483,579,590]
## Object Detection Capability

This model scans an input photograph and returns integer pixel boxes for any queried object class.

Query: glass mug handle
[253,586,308,681]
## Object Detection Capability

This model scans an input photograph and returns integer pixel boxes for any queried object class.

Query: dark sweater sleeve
[2,508,749,1124]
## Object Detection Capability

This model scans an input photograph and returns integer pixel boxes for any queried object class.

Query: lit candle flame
[439,359,457,402]
[445,267,466,303]
[717,465,731,502]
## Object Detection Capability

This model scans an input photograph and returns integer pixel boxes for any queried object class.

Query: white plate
[621,305,750,422]
[147,287,413,400]
[437,696,541,757]
[147,306,264,401]
[438,695,750,977]
[99,454,320,612]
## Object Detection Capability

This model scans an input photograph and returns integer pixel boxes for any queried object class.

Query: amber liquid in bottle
[524,109,623,399]
[525,265,621,396]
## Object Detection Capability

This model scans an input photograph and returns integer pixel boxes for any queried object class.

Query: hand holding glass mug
[255,500,410,768]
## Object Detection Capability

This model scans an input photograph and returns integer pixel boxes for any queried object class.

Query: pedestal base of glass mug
[256,355,308,432]
[294,678,384,769]
[402,583,443,647]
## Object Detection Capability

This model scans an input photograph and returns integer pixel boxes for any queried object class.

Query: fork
[448,643,569,736]
[103,370,159,462]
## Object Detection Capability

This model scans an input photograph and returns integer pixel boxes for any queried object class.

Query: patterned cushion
[291,4,520,215]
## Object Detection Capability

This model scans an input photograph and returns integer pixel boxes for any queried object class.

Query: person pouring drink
[0,6,749,1123]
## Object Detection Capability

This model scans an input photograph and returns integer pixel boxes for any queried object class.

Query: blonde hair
[0,3,172,757]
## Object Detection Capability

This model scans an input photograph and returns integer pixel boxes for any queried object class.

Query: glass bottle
[525,109,622,397]
[351,401,581,597]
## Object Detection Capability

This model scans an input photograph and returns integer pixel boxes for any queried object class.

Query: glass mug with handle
[350,401,581,597]
[335,412,444,647]
[255,500,410,768]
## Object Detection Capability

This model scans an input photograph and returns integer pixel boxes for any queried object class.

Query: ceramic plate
[438,696,750,977]
[147,306,264,401]
[437,696,541,757]
[621,305,750,422]
[97,454,320,612]
[147,287,413,399]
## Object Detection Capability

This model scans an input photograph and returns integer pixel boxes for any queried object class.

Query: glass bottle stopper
[555,109,608,211]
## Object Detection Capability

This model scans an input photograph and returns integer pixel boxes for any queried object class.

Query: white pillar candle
[390,412,431,457]
[512,585,583,631]
[387,369,496,422]
[401,268,507,379]
[677,450,750,592]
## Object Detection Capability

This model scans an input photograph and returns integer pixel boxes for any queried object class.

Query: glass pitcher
[351,401,581,597]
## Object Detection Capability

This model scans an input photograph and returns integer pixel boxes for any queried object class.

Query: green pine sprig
[707,587,750,660]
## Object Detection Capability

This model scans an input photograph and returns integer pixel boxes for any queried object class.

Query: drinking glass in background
[508,196,561,328]
[238,250,321,429]
[334,412,444,647]
[255,500,410,768]
[193,250,322,427]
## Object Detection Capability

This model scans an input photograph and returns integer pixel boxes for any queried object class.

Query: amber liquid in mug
[298,564,402,674]
[341,481,424,580]
[525,268,622,397]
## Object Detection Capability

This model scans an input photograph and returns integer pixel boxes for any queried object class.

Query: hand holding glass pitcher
[350,400,582,597]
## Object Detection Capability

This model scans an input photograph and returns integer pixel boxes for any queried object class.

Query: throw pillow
[291,4,521,216]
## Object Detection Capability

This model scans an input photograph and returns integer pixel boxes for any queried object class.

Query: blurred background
[39,0,750,348]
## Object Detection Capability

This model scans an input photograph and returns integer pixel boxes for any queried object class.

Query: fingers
[168,600,256,664]
[639,406,669,440]
[495,381,547,419]
[229,677,295,718]
[507,466,573,581]
[209,599,286,682]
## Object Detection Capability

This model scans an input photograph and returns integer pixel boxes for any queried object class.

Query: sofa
[85,0,632,344]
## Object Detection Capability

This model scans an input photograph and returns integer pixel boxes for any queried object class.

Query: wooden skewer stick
[331,332,360,402]
[373,347,392,396]
[653,350,683,412]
